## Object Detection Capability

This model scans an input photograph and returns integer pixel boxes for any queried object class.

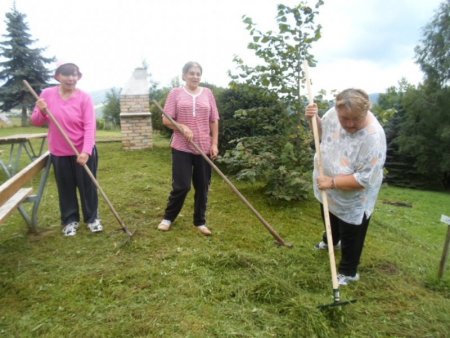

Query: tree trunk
[21,105,28,127]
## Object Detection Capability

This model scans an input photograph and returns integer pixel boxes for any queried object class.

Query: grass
[0,126,449,337]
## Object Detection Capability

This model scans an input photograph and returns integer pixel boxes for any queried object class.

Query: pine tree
[0,5,54,126]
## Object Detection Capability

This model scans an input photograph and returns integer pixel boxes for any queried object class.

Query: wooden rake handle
[303,62,340,293]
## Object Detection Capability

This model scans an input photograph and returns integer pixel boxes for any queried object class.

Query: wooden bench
[0,151,51,233]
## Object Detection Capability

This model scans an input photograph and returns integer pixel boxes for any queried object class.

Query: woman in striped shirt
[158,62,220,236]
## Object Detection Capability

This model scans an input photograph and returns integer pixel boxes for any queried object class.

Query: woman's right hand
[180,124,194,142]
[36,99,48,114]
[305,103,318,121]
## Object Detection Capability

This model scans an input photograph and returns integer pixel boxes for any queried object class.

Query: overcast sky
[0,0,444,95]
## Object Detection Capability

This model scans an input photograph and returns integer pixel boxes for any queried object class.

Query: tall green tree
[394,0,450,189]
[102,88,121,128]
[230,1,323,114]
[374,81,430,188]
[398,84,450,189]
[220,1,324,201]
[414,0,449,87]
[0,6,54,126]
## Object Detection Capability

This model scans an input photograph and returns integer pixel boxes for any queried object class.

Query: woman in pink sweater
[31,62,102,237]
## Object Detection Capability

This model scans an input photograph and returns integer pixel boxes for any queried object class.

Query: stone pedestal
[120,67,152,150]
[120,112,152,150]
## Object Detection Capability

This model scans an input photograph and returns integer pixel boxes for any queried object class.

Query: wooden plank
[0,187,33,223]
[0,151,50,206]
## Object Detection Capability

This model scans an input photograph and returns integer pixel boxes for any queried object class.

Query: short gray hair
[335,88,371,114]
[182,61,202,76]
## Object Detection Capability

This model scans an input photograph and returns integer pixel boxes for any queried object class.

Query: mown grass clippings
[0,127,449,337]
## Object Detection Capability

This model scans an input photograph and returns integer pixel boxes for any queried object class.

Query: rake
[302,62,356,308]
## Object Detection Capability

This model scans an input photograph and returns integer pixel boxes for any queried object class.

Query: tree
[102,88,121,128]
[220,1,324,201]
[0,6,54,126]
[414,1,450,87]
[374,81,429,188]
[374,2,450,190]
[149,85,171,135]
[216,83,280,154]
[393,0,450,189]
[397,84,450,189]
[230,1,323,114]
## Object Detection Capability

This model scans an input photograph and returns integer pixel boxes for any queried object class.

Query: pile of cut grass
[0,129,449,337]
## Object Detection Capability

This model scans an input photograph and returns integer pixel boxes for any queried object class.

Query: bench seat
[0,151,51,232]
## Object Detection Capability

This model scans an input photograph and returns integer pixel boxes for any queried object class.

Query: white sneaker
[158,219,171,231]
[314,240,341,250]
[87,219,103,233]
[337,273,360,286]
[62,222,79,237]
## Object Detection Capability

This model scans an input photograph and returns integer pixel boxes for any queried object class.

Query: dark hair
[182,61,202,76]
[55,63,82,78]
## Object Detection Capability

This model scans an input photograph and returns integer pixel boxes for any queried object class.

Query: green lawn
[0,127,449,337]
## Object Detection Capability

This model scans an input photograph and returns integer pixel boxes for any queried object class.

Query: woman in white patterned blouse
[305,88,386,286]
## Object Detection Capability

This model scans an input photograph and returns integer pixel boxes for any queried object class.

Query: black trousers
[163,149,211,226]
[320,204,370,276]
[51,147,99,225]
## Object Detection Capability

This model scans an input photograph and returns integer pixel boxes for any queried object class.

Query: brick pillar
[120,67,153,150]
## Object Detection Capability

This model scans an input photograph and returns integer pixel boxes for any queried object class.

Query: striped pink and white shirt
[164,87,220,154]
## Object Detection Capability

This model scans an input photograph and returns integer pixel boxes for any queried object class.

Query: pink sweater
[164,87,219,154]
[31,86,96,156]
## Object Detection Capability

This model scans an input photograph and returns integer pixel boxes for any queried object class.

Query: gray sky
[0,0,443,94]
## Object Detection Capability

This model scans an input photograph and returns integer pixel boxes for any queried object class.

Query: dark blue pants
[51,147,99,225]
[164,149,211,226]
[320,204,370,276]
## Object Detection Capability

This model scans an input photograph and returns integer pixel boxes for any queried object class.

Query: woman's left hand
[77,152,90,166]
[210,144,218,160]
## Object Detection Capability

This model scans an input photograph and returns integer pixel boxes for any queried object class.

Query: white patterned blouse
[313,107,387,225]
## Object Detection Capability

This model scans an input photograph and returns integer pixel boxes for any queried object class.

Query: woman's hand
[305,103,318,121]
[36,99,48,114]
[77,152,89,166]
[210,144,218,160]
[180,124,194,142]
[316,175,334,190]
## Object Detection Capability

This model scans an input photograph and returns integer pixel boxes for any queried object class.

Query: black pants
[164,149,211,226]
[51,147,99,225]
[320,204,370,276]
